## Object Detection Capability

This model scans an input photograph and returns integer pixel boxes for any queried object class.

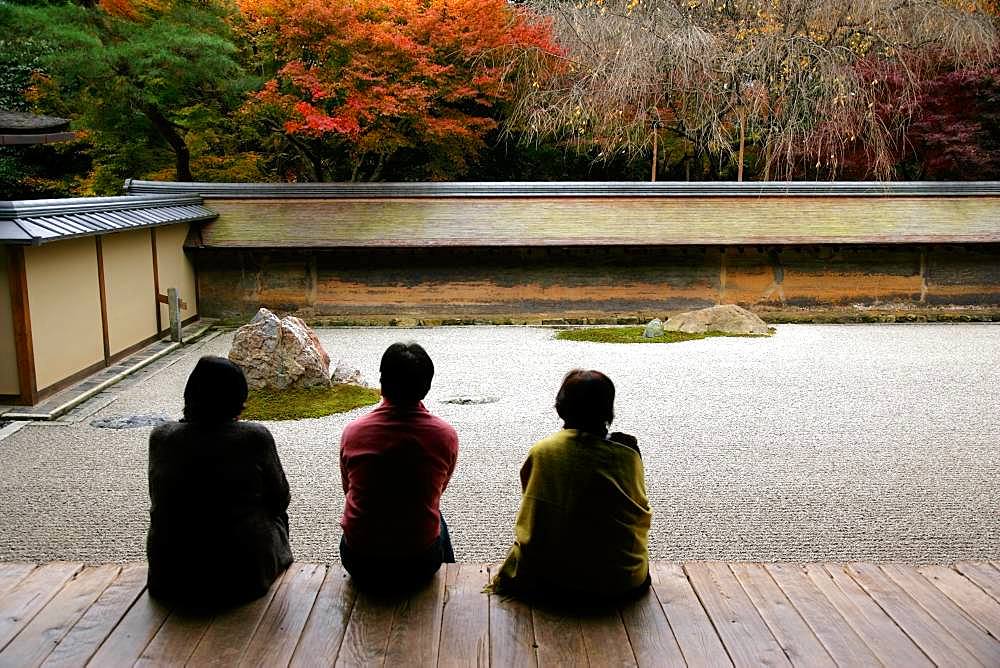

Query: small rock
[90,414,171,429]
[331,360,369,387]
[643,318,664,338]
[441,396,500,405]
[229,308,332,390]
[664,304,769,335]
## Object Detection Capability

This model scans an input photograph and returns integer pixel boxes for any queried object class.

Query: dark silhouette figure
[146,356,292,608]
[339,342,458,590]
[488,369,652,602]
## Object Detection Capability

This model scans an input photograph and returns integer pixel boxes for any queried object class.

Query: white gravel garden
[0,324,997,565]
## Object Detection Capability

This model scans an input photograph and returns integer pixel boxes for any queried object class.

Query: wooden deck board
[685,562,791,667]
[845,562,982,666]
[531,602,588,666]
[955,561,1000,604]
[651,562,732,667]
[438,564,489,668]
[41,563,148,668]
[383,569,447,667]
[577,605,637,667]
[730,563,835,668]
[919,564,1000,640]
[289,565,355,667]
[811,564,932,666]
[880,564,1000,667]
[765,563,880,667]
[334,584,398,666]
[618,581,686,668]
[239,563,326,668]
[185,577,280,667]
[487,564,537,668]
[0,560,996,667]
[87,590,170,666]
[0,564,35,599]
[0,562,83,652]
[133,608,211,667]
[0,564,119,668]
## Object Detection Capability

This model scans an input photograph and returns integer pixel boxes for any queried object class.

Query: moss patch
[555,326,773,344]
[242,384,380,421]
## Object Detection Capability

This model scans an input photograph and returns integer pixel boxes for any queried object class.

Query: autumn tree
[833,62,1000,179]
[513,0,998,180]
[238,0,558,181]
[2,0,247,184]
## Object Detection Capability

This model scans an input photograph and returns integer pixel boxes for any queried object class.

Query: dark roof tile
[0,195,217,245]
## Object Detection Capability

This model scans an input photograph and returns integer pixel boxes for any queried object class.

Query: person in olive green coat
[488,369,652,602]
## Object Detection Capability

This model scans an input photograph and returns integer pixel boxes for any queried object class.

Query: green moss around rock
[555,326,774,344]
[242,384,380,421]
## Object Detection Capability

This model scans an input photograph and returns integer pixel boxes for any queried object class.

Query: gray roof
[124,179,1000,198]
[0,195,218,245]
[0,110,70,133]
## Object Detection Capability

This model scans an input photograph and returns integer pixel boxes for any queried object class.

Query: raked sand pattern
[0,324,998,564]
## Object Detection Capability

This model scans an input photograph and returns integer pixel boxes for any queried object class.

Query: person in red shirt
[339,342,459,589]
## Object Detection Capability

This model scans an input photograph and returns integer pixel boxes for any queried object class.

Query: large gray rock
[229,308,332,390]
[664,304,769,335]
[643,318,664,338]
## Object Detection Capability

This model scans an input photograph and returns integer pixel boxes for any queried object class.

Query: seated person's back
[339,342,458,588]
[146,356,293,607]
[489,369,651,601]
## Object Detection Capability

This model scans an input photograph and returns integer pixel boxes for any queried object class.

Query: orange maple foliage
[239,0,558,179]
[98,0,167,20]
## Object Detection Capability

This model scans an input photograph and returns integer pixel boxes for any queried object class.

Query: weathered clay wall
[25,237,105,391]
[193,244,1000,323]
[155,225,198,328]
[102,229,158,356]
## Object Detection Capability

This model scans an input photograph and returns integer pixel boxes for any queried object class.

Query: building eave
[124,179,1000,199]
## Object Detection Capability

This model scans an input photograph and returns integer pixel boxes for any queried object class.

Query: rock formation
[664,304,769,335]
[643,318,664,338]
[229,308,332,390]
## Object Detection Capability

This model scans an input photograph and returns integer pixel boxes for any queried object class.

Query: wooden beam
[151,228,162,334]
[7,246,37,405]
[95,236,111,366]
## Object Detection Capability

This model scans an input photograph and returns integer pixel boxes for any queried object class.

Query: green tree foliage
[2,0,248,188]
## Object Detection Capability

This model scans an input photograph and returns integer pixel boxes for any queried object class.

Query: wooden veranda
[0,560,998,666]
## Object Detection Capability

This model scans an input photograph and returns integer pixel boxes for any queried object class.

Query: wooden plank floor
[0,561,997,667]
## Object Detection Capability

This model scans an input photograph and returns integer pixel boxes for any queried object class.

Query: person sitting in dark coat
[146,355,293,608]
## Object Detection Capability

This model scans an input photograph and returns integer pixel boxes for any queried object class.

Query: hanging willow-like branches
[509,0,998,179]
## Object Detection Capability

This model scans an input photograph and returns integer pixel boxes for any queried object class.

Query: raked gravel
[1,324,998,565]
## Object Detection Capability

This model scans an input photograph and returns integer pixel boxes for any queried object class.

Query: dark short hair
[184,356,249,422]
[379,342,434,403]
[555,369,615,433]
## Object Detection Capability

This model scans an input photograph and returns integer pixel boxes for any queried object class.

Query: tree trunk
[737,109,746,182]
[650,130,658,182]
[283,133,325,182]
[369,152,388,182]
[143,105,192,182]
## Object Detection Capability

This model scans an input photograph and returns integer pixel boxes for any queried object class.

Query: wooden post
[651,129,658,182]
[8,246,37,405]
[168,287,182,343]
[151,228,162,334]
[157,288,188,343]
[95,236,111,366]
[737,108,746,182]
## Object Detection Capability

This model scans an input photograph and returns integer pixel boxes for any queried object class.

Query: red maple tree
[239,0,557,181]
